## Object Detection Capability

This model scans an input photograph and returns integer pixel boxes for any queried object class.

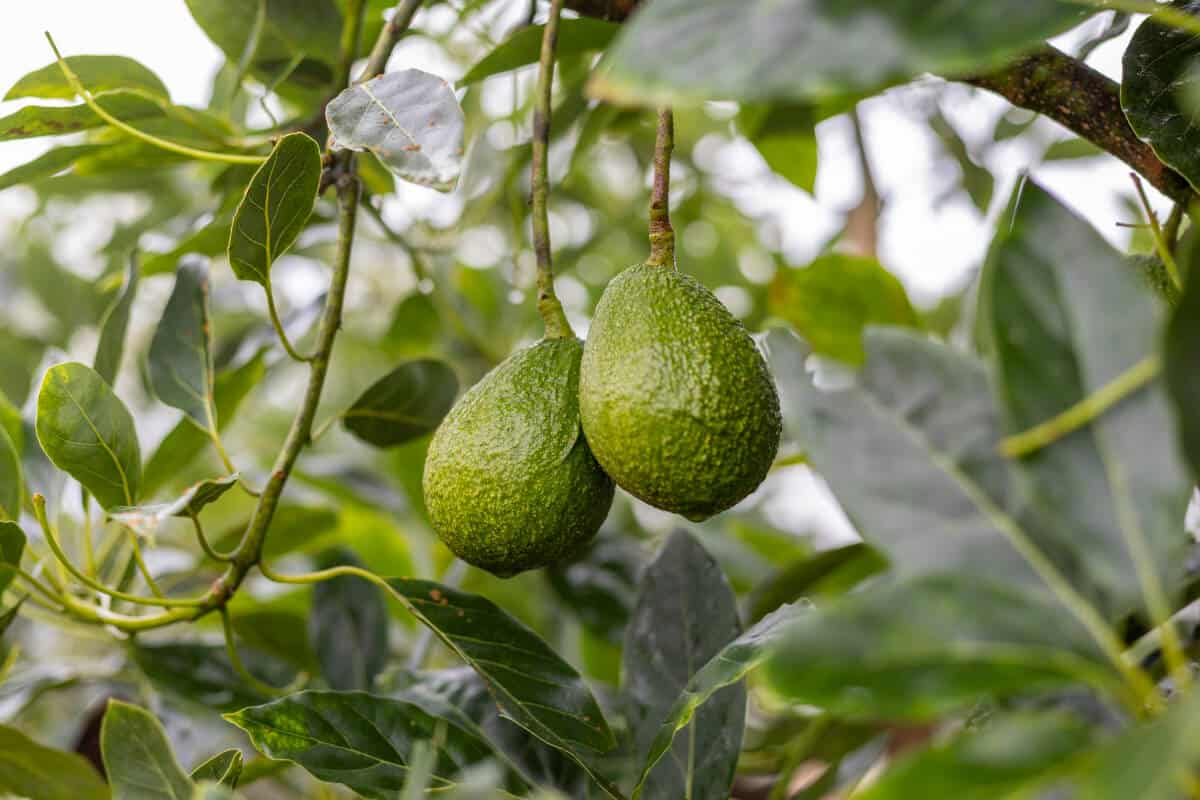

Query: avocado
[579,263,781,521]
[423,337,614,577]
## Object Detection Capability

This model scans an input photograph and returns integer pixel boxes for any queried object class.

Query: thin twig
[530,0,574,338]
[1130,173,1182,290]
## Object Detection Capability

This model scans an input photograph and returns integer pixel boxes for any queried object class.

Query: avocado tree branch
[562,0,1192,204]
[531,0,575,339]
[646,107,675,267]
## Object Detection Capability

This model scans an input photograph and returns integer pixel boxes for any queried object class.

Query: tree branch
[563,0,1192,203]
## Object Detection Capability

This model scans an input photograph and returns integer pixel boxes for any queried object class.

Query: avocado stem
[647,107,676,268]
[530,0,575,339]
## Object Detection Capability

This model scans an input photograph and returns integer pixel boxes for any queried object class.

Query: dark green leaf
[94,251,140,385]
[0,521,26,599]
[740,104,819,192]
[764,576,1119,721]
[143,352,264,496]
[0,144,109,191]
[228,132,322,286]
[546,532,641,644]
[109,474,239,538]
[384,578,620,794]
[225,690,508,798]
[309,550,389,691]
[1166,253,1200,480]
[859,712,1096,800]
[634,602,806,797]
[6,55,169,100]
[0,90,163,141]
[326,71,465,191]
[342,359,459,448]
[0,598,22,639]
[769,254,919,364]
[593,0,1089,105]
[981,181,1193,620]
[746,543,887,624]
[0,426,20,520]
[1123,5,1200,190]
[36,361,141,509]
[186,0,342,70]
[133,641,297,712]
[461,18,621,84]
[102,699,195,800]
[1042,137,1104,161]
[0,723,108,800]
[624,530,745,800]
[149,258,217,428]
[190,749,244,789]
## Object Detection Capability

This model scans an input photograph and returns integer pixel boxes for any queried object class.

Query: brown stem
[646,106,675,267]
[531,0,574,339]
[563,0,1191,204]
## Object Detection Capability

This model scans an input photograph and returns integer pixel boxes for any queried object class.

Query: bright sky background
[0,4,1177,544]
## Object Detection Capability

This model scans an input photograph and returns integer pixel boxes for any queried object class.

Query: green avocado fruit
[579,263,781,521]
[423,337,615,577]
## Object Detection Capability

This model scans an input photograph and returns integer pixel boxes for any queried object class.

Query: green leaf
[94,251,140,385]
[0,89,163,141]
[342,359,459,448]
[1123,6,1200,191]
[764,576,1119,721]
[384,578,620,795]
[109,474,240,538]
[746,543,887,625]
[625,531,744,800]
[227,132,322,286]
[546,532,641,644]
[1166,251,1200,480]
[461,18,621,84]
[190,749,244,789]
[143,219,231,277]
[929,110,994,211]
[858,712,1096,800]
[0,598,22,640]
[102,699,195,800]
[185,0,342,71]
[309,550,388,691]
[0,426,21,521]
[36,361,141,510]
[191,782,237,800]
[0,723,108,800]
[634,602,806,798]
[740,104,819,193]
[769,254,919,364]
[326,70,466,191]
[6,55,169,100]
[149,258,217,428]
[592,0,1090,105]
[1066,685,1200,799]
[981,180,1193,620]
[133,641,297,711]
[0,520,26,600]
[143,352,264,496]
[225,690,510,798]
[0,144,109,191]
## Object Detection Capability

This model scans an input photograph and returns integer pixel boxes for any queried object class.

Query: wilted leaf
[769,254,919,364]
[228,132,322,286]
[149,258,217,428]
[110,474,239,538]
[624,530,745,800]
[342,359,459,448]
[0,724,108,800]
[36,361,141,509]
[102,700,195,800]
[593,0,1089,105]
[327,70,465,191]
[94,251,140,385]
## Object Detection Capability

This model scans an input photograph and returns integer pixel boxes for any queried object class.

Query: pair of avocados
[422,261,782,577]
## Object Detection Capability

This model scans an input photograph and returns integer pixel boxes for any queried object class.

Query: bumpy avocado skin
[423,337,615,577]
[579,263,781,521]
